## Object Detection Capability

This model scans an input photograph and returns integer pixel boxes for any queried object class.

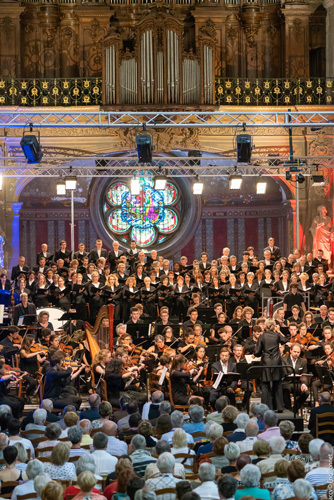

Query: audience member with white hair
[257,436,286,477]
[161,411,194,445]
[235,464,270,500]
[227,413,249,443]
[193,463,219,500]
[12,459,44,500]
[171,429,196,469]
[305,442,333,496]
[293,479,315,500]
[25,408,47,440]
[196,422,223,457]
[279,420,299,452]
[67,426,87,460]
[130,434,156,477]
[145,440,185,480]
[182,405,205,435]
[221,443,240,474]
[13,442,28,473]
[33,473,52,500]
[258,410,280,441]
[238,420,259,453]
[305,439,324,472]
[0,432,9,461]
[145,452,181,500]
[36,422,62,458]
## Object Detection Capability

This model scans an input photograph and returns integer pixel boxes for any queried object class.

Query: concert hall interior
[0,0,334,497]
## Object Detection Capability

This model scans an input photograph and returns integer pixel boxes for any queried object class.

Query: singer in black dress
[255,318,290,412]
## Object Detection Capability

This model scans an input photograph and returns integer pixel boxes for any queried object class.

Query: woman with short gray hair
[183,405,205,435]
[235,464,270,500]
[36,423,61,458]
[221,443,240,474]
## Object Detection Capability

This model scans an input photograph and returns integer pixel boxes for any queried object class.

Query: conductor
[255,318,290,412]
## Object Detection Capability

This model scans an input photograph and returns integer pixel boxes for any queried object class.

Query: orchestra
[0,235,334,417]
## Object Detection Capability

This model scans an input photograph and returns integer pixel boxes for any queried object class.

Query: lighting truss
[0,155,331,177]
[0,111,333,128]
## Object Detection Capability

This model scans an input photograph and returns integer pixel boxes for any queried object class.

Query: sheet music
[158,366,168,386]
[245,355,261,364]
[18,316,24,326]
[0,305,4,324]
[213,371,223,390]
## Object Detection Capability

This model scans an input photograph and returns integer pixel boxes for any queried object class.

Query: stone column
[9,202,23,272]
[324,0,334,77]
[283,3,313,78]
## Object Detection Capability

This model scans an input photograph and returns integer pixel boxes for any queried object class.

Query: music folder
[212,372,239,390]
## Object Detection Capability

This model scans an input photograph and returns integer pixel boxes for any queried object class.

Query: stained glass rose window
[103,173,181,247]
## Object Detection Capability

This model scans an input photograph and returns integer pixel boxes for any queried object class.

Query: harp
[83,304,115,360]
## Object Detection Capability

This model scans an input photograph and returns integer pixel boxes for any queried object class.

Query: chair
[192,431,206,439]
[148,373,162,396]
[55,479,71,489]
[314,484,329,496]
[167,378,190,412]
[282,449,298,456]
[223,431,232,437]
[0,481,19,499]
[100,379,108,402]
[91,428,102,437]
[316,412,334,439]
[172,452,196,473]
[155,488,177,497]
[35,446,54,458]
[21,429,46,438]
[17,494,38,500]
[260,471,277,487]
[65,496,77,500]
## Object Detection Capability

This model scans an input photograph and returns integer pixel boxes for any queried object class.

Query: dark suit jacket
[11,265,30,282]
[308,403,334,440]
[89,248,108,263]
[32,266,47,275]
[13,302,37,325]
[36,252,53,265]
[264,245,281,260]
[211,359,238,389]
[282,356,308,386]
[55,250,72,265]
[73,251,89,263]
[108,250,124,269]
[255,330,289,382]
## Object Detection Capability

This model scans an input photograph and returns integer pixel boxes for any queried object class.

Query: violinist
[0,327,21,360]
[170,354,205,406]
[40,328,51,347]
[178,330,197,359]
[154,354,172,379]
[162,326,176,347]
[193,324,207,346]
[304,311,316,329]
[20,334,46,403]
[147,335,167,360]
[104,358,147,407]
[243,325,262,355]
[92,349,112,394]
[47,334,61,359]
[312,343,334,401]
[295,323,319,351]
[0,360,25,418]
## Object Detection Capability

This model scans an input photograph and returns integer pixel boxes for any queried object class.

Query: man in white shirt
[161,411,194,445]
[91,432,117,475]
[12,459,44,500]
[238,420,259,453]
[305,442,333,497]
[101,421,127,456]
[217,473,238,500]
[145,440,185,480]
[194,463,219,500]
[145,452,181,500]
[257,436,286,479]
[142,391,164,421]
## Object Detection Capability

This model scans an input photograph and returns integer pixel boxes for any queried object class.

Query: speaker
[236,134,252,163]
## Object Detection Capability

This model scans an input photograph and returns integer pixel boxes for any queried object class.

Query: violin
[30,343,48,354]
[12,335,22,345]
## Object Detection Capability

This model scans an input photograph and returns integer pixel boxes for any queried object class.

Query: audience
[130,434,157,477]
[43,442,76,480]
[12,459,44,500]
[91,432,118,475]
[68,426,87,460]
[221,443,240,473]
[92,401,113,429]
[171,429,196,468]
[101,420,128,456]
[33,472,51,500]
[222,406,238,433]
[79,419,94,445]
[210,436,229,471]
[305,438,324,472]
[279,420,299,452]
[193,463,219,500]
[161,411,194,444]
[196,422,223,456]
[73,470,107,500]
[258,411,280,441]
[36,422,62,457]
[272,459,317,500]
[227,413,250,443]
[257,436,286,477]
[238,420,259,453]
[80,394,102,422]
[207,396,229,424]
[235,464,270,500]
[305,442,333,495]
[0,446,24,495]
[41,480,63,500]
[182,405,205,435]
[13,442,28,472]
[218,474,238,500]
[145,440,185,480]
[145,452,181,498]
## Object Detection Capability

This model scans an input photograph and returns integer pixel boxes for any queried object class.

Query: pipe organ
[103,6,215,106]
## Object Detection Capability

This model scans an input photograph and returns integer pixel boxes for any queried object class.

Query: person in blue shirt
[182,405,205,435]
[235,464,270,500]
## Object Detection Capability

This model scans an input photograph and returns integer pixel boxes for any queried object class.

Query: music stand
[154,324,181,337]
[197,308,215,322]
[212,372,240,389]
[205,345,222,363]
[22,315,37,326]
[126,323,150,339]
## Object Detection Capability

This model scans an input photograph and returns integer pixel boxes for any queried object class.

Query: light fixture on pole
[65,176,77,190]
[131,178,141,195]
[193,176,203,195]
[56,180,66,195]
[229,168,243,190]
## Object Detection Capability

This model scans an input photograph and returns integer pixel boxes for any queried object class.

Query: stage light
[56,181,66,195]
[312,174,325,187]
[65,176,77,190]
[188,150,202,166]
[256,181,267,194]
[286,171,292,181]
[131,178,141,195]
[236,134,252,163]
[20,126,43,164]
[297,173,305,184]
[193,180,204,195]
[154,175,167,190]
[136,134,152,163]
[229,174,243,190]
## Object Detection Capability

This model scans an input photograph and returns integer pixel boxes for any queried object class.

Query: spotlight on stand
[286,171,292,181]
[20,123,43,164]
[256,180,267,194]
[188,150,202,166]
[297,173,305,184]
[193,176,203,195]
[56,180,66,195]
[65,176,77,190]
[131,178,141,196]
[136,132,152,163]
[229,169,243,190]
[236,134,252,163]
[312,174,325,187]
